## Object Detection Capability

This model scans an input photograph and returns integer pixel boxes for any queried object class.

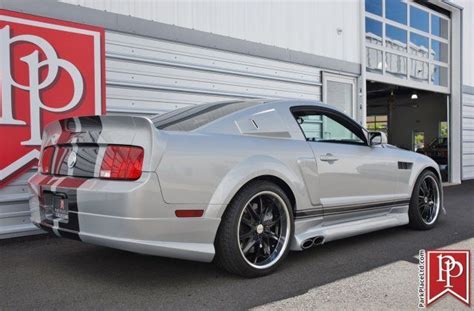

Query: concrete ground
[255,238,474,311]
[0,180,473,310]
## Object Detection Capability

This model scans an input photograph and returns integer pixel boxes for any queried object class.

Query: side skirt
[290,204,409,251]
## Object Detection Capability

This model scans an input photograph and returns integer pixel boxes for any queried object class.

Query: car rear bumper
[28,172,220,262]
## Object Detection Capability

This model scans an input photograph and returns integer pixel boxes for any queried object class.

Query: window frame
[290,106,369,146]
[364,0,450,92]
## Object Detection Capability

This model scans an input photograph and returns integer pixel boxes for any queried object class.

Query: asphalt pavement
[1,181,473,310]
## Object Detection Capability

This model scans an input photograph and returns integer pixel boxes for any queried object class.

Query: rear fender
[205,155,310,218]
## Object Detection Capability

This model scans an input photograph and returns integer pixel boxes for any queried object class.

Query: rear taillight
[41,147,54,174]
[99,145,144,180]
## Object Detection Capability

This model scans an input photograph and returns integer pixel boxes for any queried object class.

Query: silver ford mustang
[29,99,444,277]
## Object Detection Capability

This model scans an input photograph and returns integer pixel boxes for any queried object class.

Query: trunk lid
[40,115,162,178]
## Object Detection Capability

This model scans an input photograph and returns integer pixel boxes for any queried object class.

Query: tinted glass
[410,6,429,32]
[365,17,383,45]
[431,39,449,63]
[152,101,258,131]
[386,0,407,25]
[385,24,407,52]
[431,15,449,39]
[295,113,364,144]
[409,32,429,58]
[300,115,323,140]
[365,0,382,16]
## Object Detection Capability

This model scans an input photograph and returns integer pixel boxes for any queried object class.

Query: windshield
[151,100,260,131]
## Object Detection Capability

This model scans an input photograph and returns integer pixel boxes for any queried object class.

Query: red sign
[427,250,470,306]
[0,10,105,187]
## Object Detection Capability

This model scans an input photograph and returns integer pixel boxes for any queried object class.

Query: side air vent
[398,161,413,170]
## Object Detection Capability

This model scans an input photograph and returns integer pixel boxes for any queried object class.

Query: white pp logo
[437,254,464,288]
[0,25,84,145]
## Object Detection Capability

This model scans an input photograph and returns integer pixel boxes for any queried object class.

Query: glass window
[409,33,429,58]
[300,115,323,140]
[294,112,365,144]
[432,65,448,86]
[385,52,407,78]
[410,6,429,32]
[386,25,407,52]
[365,17,383,45]
[413,131,425,151]
[431,15,449,39]
[439,121,448,138]
[386,0,407,25]
[410,59,429,82]
[365,0,382,16]
[366,115,388,134]
[326,80,353,116]
[152,101,258,131]
[366,47,383,73]
[431,39,448,63]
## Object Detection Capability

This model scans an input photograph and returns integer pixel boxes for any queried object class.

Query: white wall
[60,0,361,65]
[453,0,474,87]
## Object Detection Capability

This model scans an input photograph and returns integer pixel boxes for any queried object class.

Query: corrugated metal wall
[106,31,321,115]
[60,0,361,65]
[0,170,40,238]
[462,93,474,180]
[0,30,322,238]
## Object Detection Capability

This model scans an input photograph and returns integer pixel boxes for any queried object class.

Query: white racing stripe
[67,118,82,176]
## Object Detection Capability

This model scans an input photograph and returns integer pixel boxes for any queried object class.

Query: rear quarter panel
[155,131,316,217]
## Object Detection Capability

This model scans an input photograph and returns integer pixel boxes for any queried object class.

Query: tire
[214,180,294,277]
[408,170,442,230]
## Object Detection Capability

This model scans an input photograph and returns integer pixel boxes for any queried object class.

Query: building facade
[0,0,472,238]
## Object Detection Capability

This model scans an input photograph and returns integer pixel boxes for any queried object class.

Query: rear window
[151,101,259,131]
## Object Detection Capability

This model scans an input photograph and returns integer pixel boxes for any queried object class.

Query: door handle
[320,153,338,162]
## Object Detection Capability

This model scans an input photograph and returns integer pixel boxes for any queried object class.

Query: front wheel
[215,181,294,277]
[408,170,442,230]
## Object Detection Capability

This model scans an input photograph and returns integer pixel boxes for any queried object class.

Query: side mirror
[369,131,388,145]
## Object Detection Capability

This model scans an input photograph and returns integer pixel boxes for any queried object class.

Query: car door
[292,106,405,220]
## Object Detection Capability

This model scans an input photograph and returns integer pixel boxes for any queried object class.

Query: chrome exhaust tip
[301,238,314,249]
[312,236,324,246]
[301,236,324,250]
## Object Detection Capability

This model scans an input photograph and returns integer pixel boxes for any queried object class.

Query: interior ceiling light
[411,92,418,100]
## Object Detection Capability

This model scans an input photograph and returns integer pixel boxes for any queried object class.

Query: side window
[294,111,365,145]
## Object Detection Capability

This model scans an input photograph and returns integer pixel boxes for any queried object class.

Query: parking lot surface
[1,181,473,310]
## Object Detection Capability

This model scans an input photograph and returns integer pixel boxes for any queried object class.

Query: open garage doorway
[367,82,449,182]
